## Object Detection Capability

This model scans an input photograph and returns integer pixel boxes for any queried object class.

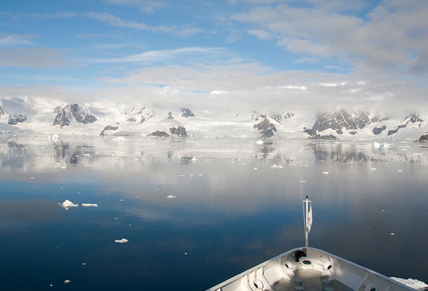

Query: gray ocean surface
[1,136,427,291]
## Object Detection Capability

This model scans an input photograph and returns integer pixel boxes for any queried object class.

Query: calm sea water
[1,136,427,291]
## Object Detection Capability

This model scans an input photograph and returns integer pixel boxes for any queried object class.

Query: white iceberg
[256,140,264,145]
[60,200,78,210]
[114,238,129,243]
[373,142,393,149]
[322,171,329,175]
[271,164,283,169]
[64,280,71,284]
[82,203,98,207]
[167,195,177,199]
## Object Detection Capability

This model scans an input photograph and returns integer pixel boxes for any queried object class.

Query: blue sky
[1,0,427,114]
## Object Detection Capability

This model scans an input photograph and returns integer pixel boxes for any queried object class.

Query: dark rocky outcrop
[309,134,338,140]
[417,134,428,142]
[53,103,97,128]
[181,108,195,118]
[387,113,424,135]
[100,125,119,136]
[7,114,27,125]
[312,110,371,134]
[148,131,170,137]
[170,126,187,137]
[254,116,277,138]
[373,125,387,135]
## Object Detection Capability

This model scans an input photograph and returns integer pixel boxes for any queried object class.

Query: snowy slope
[0,95,427,141]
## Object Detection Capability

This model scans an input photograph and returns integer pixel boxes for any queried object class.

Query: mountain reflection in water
[0,136,427,291]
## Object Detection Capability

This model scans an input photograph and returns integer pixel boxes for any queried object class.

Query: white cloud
[0,35,34,47]
[102,0,167,13]
[84,12,203,36]
[0,48,67,68]
[88,47,225,64]
[231,1,428,75]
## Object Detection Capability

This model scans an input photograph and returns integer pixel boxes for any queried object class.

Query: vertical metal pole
[305,196,309,248]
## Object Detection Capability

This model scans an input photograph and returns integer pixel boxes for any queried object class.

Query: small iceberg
[114,238,129,243]
[322,171,329,175]
[271,164,283,169]
[256,140,264,145]
[373,142,392,149]
[82,203,98,207]
[60,200,78,210]
[167,195,177,199]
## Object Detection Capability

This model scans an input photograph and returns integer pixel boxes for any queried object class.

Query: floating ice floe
[253,167,258,170]
[167,195,177,199]
[398,169,404,172]
[191,157,198,163]
[256,140,264,145]
[300,180,307,183]
[115,238,129,243]
[60,200,78,210]
[113,137,127,141]
[322,171,329,175]
[373,142,392,149]
[64,280,71,284]
[82,203,98,207]
[370,167,377,171]
[390,277,428,290]
[271,164,283,169]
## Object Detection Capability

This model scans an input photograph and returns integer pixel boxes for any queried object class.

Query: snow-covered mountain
[0,96,427,141]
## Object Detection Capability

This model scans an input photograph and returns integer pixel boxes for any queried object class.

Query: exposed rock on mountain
[148,131,170,137]
[100,125,119,136]
[253,115,277,138]
[417,134,428,142]
[387,114,424,136]
[309,134,338,140]
[53,103,97,128]
[373,125,386,135]
[169,126,187,137]
[181,108,195,118]
[270,113,294,123]
[7,114,27,125]
[311,110,371,135]
[124,107,153,124]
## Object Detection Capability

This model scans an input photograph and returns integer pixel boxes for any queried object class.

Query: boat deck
[272,270,352,291]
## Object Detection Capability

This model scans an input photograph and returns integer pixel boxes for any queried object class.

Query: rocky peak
[181,108,195,118]
[53,103,97,128]
[311,110,371,135]
[254,116,277,138]
[270,113,294,123]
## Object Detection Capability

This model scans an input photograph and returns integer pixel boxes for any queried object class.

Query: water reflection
[1,136,428,290]
[1,137,428,174]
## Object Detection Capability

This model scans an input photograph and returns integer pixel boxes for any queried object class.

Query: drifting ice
[167,195,177,199]
[271,164,283,169]
[115,238,129,243]
[82,203,98,207]
[60,200,78,210]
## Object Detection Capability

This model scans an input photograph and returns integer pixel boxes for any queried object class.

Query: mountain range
[1,96,427,141]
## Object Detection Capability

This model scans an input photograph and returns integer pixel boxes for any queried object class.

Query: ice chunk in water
[82,203,98,207]
[60,200,78,210]
[167,195,177,199]
[115,238,129,243]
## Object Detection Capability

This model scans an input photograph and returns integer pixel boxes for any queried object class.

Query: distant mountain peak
[53,103,97,128]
